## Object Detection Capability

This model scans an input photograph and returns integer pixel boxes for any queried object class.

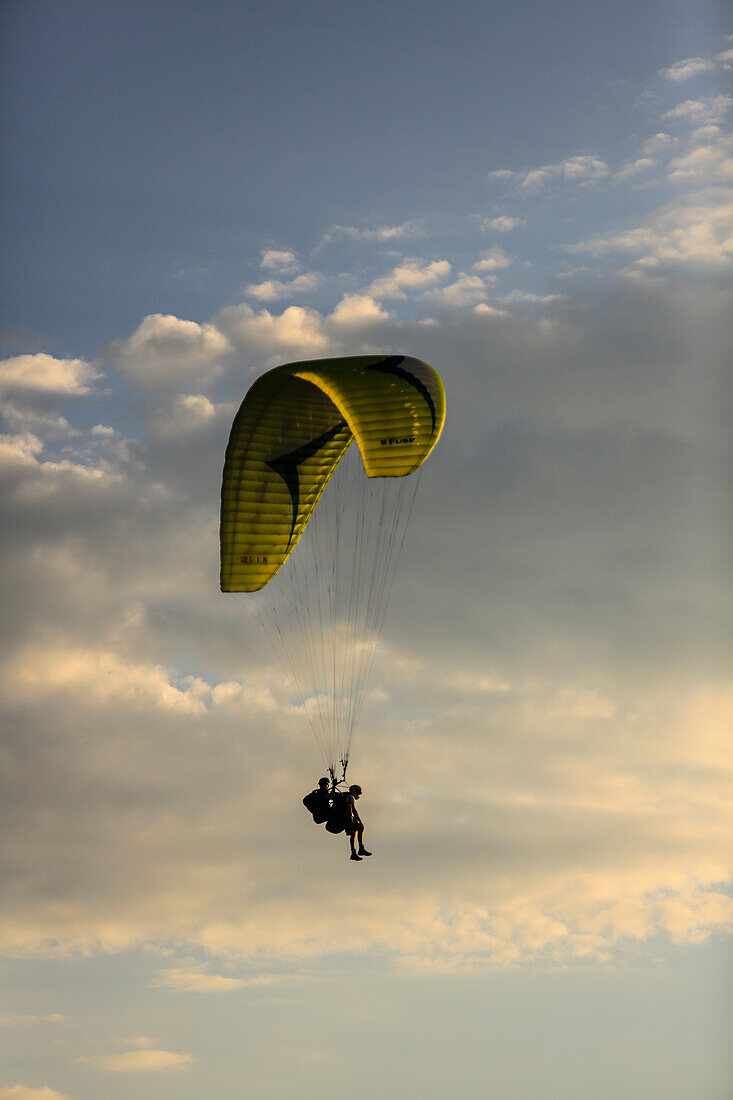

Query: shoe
[358,848,372,856]
[350,852,362,861]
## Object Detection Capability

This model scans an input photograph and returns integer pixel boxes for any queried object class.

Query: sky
[0,1,731,1097]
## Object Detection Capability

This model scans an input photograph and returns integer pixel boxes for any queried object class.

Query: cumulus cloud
[150,963,283,992]
[153,966,247,992]
[0,354,99,396]
[487,168,514,182]
[482,216,526,232]
[366,258,451,299]
[0,409,80,448]
[663,94,732,126]
[490,154,609,191]
[568,192,733,271]
[0,430,123,493]
[667,132,733,182]
[0,430,44,469]
[106,314,231,391]
[660,57,716,82]
[2,641,212,714]
[145,393,233,441]
[0,274,730,973]
[473,247,511,272]
[318,220,425,248]
[614,156,656,180]
[641,132,678,157]
[79,1048,193,1072]
[615,131,681,179]
[215,302,329,357]
[328,294,392,326]
[498,290,563,306]
[473,302,507,316]
[245,273,321,302]
[426,272,487,307]
[260,248,299,272]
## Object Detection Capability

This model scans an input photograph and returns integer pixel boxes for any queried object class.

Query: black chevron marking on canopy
[267,419,348,549]
[365,356,436,434]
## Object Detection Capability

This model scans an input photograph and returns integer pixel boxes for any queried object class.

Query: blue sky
[1,2,731,1098]
[2,0,727,349]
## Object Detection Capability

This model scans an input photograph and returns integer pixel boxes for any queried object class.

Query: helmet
[349,784,362,796]
[318,777,330,789]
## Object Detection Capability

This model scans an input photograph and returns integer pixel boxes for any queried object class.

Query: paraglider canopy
[219,354,445,775]
[220,354,445,592]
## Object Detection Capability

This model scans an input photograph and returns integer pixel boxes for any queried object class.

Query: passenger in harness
[302,777,333,824]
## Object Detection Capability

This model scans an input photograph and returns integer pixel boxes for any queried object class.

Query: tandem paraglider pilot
[303,779,371,861]
[326,784,371,861]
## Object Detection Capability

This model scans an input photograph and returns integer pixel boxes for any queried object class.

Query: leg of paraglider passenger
[357,825,371,856]
[349,831,361,860]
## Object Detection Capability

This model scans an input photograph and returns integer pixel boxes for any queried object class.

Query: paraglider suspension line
[328,757,349,790]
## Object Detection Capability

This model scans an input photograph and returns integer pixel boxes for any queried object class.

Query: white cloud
[667,132,733,182]
[318,220,425,248]
[642,132,678,156]
[215,302,329,356]
[161,392,215,426]
[660,57,716,82]
[328,294,392,326]
[107,314,231,391]
[260,248,299,272]
[0,405,79,441]
[0,243,730,985]
[615,156,656,180]
[245,273,321,301]
[568,193,733,271]
[656,889,733,945]
[146,393,233,440]
[2,642,212,714]
[473,246,511,272]
[153,965,248,992]
[427,272,487,308]
[149,968,294,994]
[490,154,609,191]
[499,291,563,306]
[0,354,99,396]
[0,431,44,468]
[79,1049,193,1072]
[483,215,525,232]
[615,134,678,180]
[0,1089,70,1100]
[366,259,451,299]
[663,94,732,125]
[473,302,507,316]
[0,430,121,491]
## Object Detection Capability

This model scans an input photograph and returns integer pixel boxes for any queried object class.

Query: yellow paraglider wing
[220,354,445,592]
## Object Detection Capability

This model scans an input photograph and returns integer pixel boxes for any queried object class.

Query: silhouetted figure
[302,777,332,824]
[326,784,371,860]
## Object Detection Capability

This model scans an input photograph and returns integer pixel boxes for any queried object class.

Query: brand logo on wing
[266,419,349,549]
[380,436,416,445]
